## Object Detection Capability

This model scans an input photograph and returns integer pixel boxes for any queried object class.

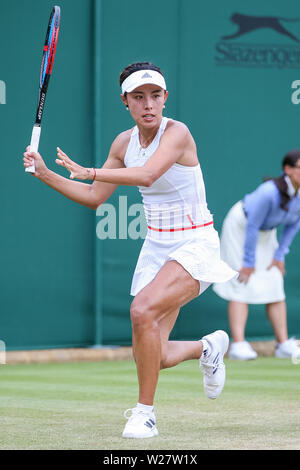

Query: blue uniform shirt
[243,177,300,267]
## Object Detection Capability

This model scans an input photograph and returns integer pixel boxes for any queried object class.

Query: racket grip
[25,125,41,173]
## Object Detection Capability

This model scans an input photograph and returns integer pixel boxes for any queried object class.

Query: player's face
[122,84,168,128]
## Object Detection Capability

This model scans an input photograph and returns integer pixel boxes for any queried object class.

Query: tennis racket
[26,6,61,173]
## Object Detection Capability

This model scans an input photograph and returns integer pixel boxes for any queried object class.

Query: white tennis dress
[124,117,237,296]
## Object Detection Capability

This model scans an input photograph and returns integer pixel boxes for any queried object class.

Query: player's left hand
[56,147,93,180]
[268,259,285,276]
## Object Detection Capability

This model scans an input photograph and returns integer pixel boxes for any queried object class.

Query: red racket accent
[45,28,57,75]
[49,27,59,75]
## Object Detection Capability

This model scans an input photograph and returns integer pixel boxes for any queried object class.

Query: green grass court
[0,358,299,450]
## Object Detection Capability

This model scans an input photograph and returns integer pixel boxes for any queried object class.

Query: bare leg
[130,261,201,406]
[228,301,249,342]
[266,301,288,343]
[160,340,203,369]
[159,309,203,369]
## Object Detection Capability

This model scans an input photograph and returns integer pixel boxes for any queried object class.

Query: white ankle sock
[137,402,154,413]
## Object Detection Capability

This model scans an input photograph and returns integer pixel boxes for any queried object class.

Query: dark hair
[119,62,164,87]
[263,149,300,211]
[282,149,300,169]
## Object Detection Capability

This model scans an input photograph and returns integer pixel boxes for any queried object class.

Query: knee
[130,296,157,331]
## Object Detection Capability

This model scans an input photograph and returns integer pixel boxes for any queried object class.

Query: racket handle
[25,125,41,173]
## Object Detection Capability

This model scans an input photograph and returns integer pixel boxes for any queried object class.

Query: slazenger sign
[215,13,300,68]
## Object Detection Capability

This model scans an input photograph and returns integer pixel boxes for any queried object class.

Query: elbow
[87,195,100,210]
[88,185,107,210]
[90,202,99,211]
[142,171,156,187]
[88,195,104,211]
[82,200,98,210]
[90,198,105,210]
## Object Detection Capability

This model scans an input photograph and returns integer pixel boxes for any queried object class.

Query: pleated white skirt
[130,224,238,297]
[212,201,285,304]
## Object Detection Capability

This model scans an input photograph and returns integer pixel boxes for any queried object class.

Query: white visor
[121,69,166,94]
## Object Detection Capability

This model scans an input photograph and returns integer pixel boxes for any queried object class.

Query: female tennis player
[23,62,237,439]
[213,151,300,361]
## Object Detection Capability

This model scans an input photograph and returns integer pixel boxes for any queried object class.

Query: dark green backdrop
[0,0,299,350]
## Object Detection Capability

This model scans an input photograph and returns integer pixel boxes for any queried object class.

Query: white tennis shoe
[229,341,258,360]
[199,330,229,399]
[275,337,300,359]
[122,407,158,438]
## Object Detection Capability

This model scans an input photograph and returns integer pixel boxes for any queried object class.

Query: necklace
[138,138,152,157]
[139,146,146,157]
[138,126,159,156]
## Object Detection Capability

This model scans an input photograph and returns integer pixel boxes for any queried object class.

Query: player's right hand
[23,146,48,179]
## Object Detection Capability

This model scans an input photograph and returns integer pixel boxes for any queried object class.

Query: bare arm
[55,121,195,186]
[44,155,122,209]
[23,133,128,210]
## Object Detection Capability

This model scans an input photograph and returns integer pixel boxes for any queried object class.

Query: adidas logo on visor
[142,72,152,78]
